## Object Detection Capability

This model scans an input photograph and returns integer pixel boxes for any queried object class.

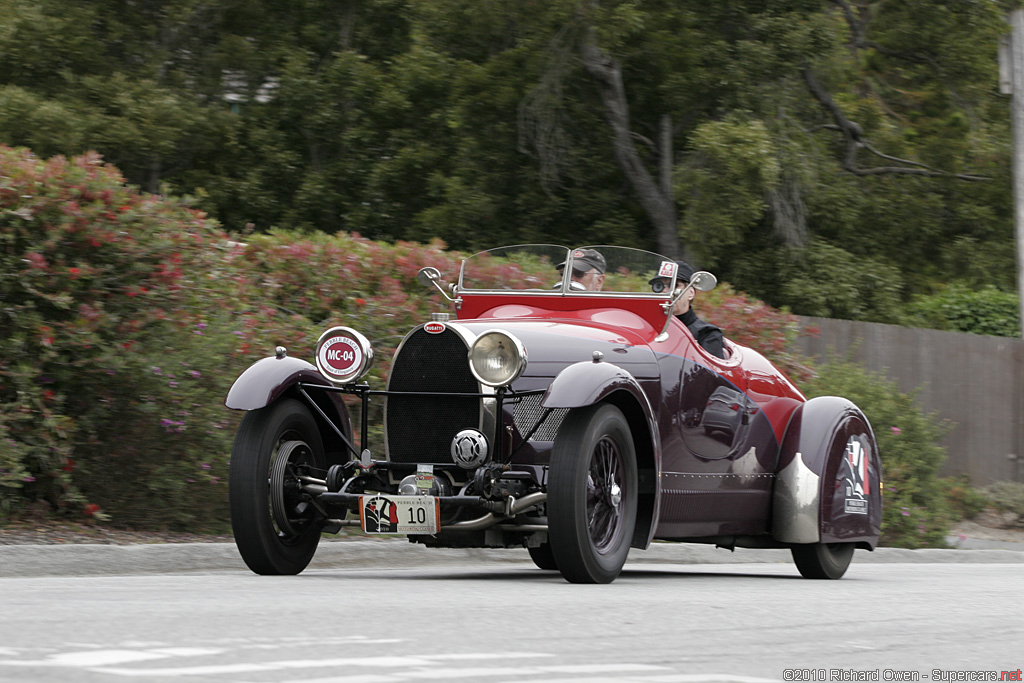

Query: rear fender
[772,396,882,548]
[541,360,662,550]
[225,356,353,461]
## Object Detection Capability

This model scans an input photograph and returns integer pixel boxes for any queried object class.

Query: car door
[654,325,774,538]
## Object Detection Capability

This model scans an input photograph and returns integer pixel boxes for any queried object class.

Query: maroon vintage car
[225,245,882,583]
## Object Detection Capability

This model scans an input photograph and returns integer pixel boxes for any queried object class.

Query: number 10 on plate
[359,494,440,534]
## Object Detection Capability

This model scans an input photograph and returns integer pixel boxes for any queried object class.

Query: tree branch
[801,68,989,181]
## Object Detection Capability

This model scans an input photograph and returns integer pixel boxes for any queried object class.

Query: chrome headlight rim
[468,329,527,388]
[315,326,374,384]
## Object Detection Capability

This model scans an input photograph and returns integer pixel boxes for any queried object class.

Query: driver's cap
[649,260,694,286]
[557,248,606,274]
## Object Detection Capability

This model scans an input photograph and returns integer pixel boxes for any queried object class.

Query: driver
[556,248,606,292]
[650,260,725,359]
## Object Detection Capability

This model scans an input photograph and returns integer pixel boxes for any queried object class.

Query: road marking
[2,650,167,667]
[150,648,224,657]
[269,677,405,683]
[265,662,671,683]
[0,646,225,668]
[401,664,671,680]
[541,664,672,674]
[0,644,720,683]
[91,652,554,677]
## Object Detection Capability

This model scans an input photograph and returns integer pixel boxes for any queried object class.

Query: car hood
[454,318,661,380]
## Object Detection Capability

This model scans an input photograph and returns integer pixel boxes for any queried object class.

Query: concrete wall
[795,316,1024,485]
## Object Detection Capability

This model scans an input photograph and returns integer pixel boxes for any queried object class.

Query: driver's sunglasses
[571,268,592,278]
[651,279,671,293]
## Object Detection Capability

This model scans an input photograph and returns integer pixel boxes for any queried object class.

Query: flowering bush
[8,146,934,539]
[799,358,954,547]
[0,148,479,526]
[698,282,814,384]
[0,146,241,526]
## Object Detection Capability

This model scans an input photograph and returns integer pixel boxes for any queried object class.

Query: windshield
[458,244,679,297]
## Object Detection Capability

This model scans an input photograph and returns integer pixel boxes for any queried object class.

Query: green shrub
[940,475,989,521]
[0,146,830,529]
[981,481,1024,527]
[903,284,1021,337]
[799,358,953,548]
[0,146,242,526]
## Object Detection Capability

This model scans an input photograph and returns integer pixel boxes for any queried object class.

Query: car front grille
[385,326,482,464]
[510,392,565,443]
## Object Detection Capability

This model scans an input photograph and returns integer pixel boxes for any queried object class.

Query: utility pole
[1002,11,1024,481]
[1005,10,1024,340]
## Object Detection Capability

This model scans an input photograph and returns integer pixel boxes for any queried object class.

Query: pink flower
[890,427,902,435]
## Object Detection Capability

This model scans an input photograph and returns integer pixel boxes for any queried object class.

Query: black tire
[548,403,638,584]
[791,542,855,579]
[229,399,325,575]
[527,541,559,570]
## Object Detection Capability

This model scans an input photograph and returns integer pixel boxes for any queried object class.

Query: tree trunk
[580,37,682,259]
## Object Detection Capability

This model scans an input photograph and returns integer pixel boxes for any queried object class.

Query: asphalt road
[3,536,1024,578]
[0,542,1022,683]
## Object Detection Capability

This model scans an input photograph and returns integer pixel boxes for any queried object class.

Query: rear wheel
[527,541,558,570]
[548,403,637,584]
[229,399,325,575]
[791,542,855,579]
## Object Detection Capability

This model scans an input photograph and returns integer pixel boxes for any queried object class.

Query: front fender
[772,396,882,548]
[541,360,662,550]
[541,359,645,410]
[226,355,354,461]
[226,356,330,410]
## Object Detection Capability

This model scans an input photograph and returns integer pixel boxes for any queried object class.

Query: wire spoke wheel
[230,399,325,575]
[269,440,317,539]
[586,436,626,553]
[549,403,637,584]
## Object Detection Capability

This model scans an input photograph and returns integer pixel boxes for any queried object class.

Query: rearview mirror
[417,267,441,287]
[416,266,460,304]
[690,271,717,292]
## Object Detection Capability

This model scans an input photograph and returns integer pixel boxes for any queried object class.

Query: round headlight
[315,326,374,384]
[468,330,527,387]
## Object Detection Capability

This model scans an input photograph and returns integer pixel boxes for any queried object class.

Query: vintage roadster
[225,245,881,583]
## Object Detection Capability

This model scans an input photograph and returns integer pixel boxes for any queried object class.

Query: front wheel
[548,403,637,584]
[791,542,855,579]
[229,399,325,575]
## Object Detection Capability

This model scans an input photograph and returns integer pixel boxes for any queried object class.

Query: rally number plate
[359,494,439,535]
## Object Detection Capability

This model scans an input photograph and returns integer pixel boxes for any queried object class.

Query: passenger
[556,248,606,292]
[649,261,725,359]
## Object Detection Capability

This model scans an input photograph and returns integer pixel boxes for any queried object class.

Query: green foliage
[0,146,259,525]
[800,358,953,548]
[2,146,831,528]
[779,239,904,323]
[981,481,1024,527]
[679,116,780,253]
[903,284,1021,337]
[940,475,989,521]
[0,0,1018,326]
